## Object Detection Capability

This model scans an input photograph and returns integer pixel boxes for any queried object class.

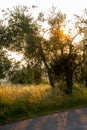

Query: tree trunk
[39,45,55,88]
[47,68,55,88]
[65,69,73,94]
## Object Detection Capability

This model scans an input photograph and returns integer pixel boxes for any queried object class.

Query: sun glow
[63,28,70,35]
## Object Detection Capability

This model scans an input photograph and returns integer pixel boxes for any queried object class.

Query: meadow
[0,83,87,124]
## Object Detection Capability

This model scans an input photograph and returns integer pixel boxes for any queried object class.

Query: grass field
[0,83,87,124]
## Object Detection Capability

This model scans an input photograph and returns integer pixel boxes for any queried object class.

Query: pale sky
[0,0,87,20]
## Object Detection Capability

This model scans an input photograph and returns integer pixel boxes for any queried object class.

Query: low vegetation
[0,83,87,124]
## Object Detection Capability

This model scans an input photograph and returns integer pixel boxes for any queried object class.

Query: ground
[0,107,87,130]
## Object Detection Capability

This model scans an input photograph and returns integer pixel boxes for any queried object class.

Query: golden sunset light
[0,0,87,128]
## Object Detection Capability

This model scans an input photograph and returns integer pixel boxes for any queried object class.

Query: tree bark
[39,45,55,88]
[65,68,73,94]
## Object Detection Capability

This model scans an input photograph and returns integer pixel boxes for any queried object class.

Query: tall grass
[0,83,87,124]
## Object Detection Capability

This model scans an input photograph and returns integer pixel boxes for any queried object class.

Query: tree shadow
[0,108,87,130]
[0,114,59,130]
[65,109,85,130]
[25,114,59,130]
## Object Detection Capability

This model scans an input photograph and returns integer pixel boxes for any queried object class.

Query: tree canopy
[0,6,87,94]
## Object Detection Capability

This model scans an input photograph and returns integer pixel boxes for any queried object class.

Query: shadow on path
[25,114,59,130]
[0,108,87,130]
[66,109,85,130]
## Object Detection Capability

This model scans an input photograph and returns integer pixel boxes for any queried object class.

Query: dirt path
[0,107,87,130]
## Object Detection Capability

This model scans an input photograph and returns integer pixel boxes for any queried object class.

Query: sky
[0,0,87,21]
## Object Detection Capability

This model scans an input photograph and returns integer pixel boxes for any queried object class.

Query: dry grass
[0,84,50,104]
[0,83,87,124]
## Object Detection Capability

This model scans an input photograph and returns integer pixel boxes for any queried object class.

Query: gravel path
[0,107,87,130]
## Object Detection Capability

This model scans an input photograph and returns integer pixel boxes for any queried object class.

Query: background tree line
[0,6,87,94]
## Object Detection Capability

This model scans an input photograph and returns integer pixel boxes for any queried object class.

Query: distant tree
[9,64,42,84]
[0,51,11,80]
